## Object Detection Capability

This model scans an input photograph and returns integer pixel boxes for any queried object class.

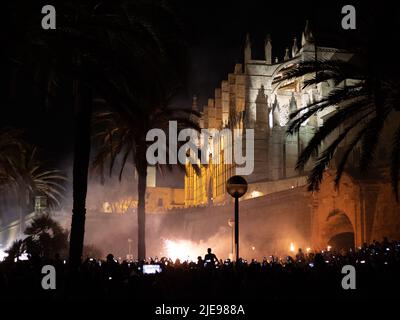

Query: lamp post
[127,238,133,260]
[226,175,248,263]
[228,218,234,260]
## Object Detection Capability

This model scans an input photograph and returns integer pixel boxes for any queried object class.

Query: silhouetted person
[383,237,390,247]
[314,253,325,269]
[296,248,305,263]
[53,253,63,270]
[103,253,120,282]
[106,253,115,264]
[197,256,204,268]
[204,248,218,266]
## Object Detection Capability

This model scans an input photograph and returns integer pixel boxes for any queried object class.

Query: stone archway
[323,210,355,251]
[328,232,355,252]
[311,170,400,248]
[311,170,361,248]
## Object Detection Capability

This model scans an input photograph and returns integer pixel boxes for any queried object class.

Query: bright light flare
[289,242,296,253]
[163,239,201,262]
[250,190,263,199]
[0,249,8,261]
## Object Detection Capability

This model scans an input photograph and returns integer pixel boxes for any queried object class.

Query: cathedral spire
[291,37,298,57]
[289,92,297,113]
[264,34,272,64]
[190,95,199,122]
[284,47,290,61]
[244,33,252,64]
[301,20,314,46]
[192,94,198,111]
[272,95,280,127]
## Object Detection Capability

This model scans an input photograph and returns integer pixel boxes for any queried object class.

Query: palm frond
[296,102,374,170]
[287,85,367,134]
[273,59,364,86]
[307,123,357,191]
[359,107,392,172]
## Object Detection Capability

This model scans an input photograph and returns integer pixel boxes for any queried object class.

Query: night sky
[180,0,362,105]
[1,0,379,168]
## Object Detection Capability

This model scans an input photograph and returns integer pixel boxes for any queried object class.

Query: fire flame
[163,239,202,262]
[289,242,296,253]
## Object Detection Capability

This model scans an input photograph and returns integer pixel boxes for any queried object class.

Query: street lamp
[226,175,248,263]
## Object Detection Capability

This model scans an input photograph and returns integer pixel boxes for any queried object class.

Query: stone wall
[310,170,400,249]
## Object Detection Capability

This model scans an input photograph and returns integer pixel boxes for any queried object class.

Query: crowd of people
[1,238,399,300]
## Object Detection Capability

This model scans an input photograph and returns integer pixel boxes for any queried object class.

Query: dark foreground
[1,240,400,301]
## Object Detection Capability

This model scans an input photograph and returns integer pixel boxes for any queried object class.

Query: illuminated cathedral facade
[184,21,354,207]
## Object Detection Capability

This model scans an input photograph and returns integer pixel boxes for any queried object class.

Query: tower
[292,37,299,57]
[284,47,290,61]
[264,34,272,64]
[272,95,280,127]
[255,85,269,132]
[301,20,314,47]
[252,85,270,182]
[192,94,198,111]
[190,95,200,123]
[289,92,297,113]
[244,33,252,64]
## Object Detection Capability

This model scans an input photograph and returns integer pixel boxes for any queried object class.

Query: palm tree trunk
[18,188,27,238]
[19,204,24,238]
[136,148,147,261]
[69,81,93,269]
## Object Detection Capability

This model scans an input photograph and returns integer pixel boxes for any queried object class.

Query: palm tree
[6,214,69,261]
[272,5,400,196]
[24,214,69,258]
[92,97,200,260]
[11,147,67,208]
[0,128,26,191]
[1,129,65,205]
[274,54,400,196]
[7,0,186,268]
[0,129,27,229]
[0,130,66,237]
